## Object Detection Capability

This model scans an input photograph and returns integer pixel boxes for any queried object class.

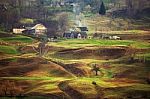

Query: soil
[55,47,127,60]
[62,63,91,77]
[0,33,15,38]
[0,57,74,77]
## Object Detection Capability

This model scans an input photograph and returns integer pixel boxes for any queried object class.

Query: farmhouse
[63,32,87,39]
[63,26,88,39]
[31,24,47,35]
[13,28,26,34]
[77,27,88,31]
[22,24,47,37]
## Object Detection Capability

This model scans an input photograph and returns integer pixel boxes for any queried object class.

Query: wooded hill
[0,0,150,32]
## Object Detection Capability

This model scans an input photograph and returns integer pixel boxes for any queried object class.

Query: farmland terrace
[0,32,150,99]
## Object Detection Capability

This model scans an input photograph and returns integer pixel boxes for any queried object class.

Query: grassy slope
[0,45,18,54]
[0,32,149,98]
[2,76,150,98]
[0,35,34,43]
[84,14,150,34]
[47,37,149,98]
[49,39,150,49]
[0,6,150,99]
[0,34,34,55]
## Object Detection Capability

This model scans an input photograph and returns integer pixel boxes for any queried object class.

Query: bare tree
[92,64,101,76]
[37,41,49,57]
[31,36,49,57]
[57,12,69,36]
[90,0,101,13]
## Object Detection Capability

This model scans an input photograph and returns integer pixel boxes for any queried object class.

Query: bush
[19,18,34,24]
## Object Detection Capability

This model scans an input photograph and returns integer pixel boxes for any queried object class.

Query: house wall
[32,24,47,35]
[13,28,25,34]
[35,29,47,35]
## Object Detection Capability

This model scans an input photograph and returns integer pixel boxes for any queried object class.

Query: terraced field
[0,32,150,99]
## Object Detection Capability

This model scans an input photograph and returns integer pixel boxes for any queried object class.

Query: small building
[77,27,88,32]
[22,24,47,37]
[13,28,26,34]
[63,32,72,39]
[63,26,88,39]
[31,24,47,35]
[63,31,87,39]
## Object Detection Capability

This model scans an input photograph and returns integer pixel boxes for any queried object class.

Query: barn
[22,24,47,37]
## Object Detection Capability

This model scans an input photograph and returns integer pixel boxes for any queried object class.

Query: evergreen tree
[99,1,106,15]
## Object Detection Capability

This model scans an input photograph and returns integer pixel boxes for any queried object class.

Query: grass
[49,39,132,48]
[0,45,18,54]
[49,39,149,49]
[0,35,34,43]
[0,77,71,81]
[47,56,106,64]
[0,58,18,62]
[70,77,120,88]
[84,13,150,34]
[69,81,98,96]
[136,53,150,61]
[0,76,129,88]
[27,83,60,95]
[132,41,150,49]
[104,83,150,98]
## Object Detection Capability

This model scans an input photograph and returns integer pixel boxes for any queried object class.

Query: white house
[31,24,47,35]
[22,24,47,37]
[13,28,26,34]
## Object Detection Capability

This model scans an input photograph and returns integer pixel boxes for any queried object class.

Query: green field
[0,45,18,54]
[0,0,150,98]
[49,39,150,49]
[0,35,34,55]
[0,32,150,98]
[0,35,34,43]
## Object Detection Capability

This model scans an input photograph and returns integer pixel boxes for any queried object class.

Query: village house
[63,32,87,39]
[22,24,47,37]
[13,28,26,34]
[63,27,88,39]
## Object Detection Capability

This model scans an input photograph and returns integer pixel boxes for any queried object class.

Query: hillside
[126,0,150,16]
[0,32,150,98]
[0,0,150,99]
